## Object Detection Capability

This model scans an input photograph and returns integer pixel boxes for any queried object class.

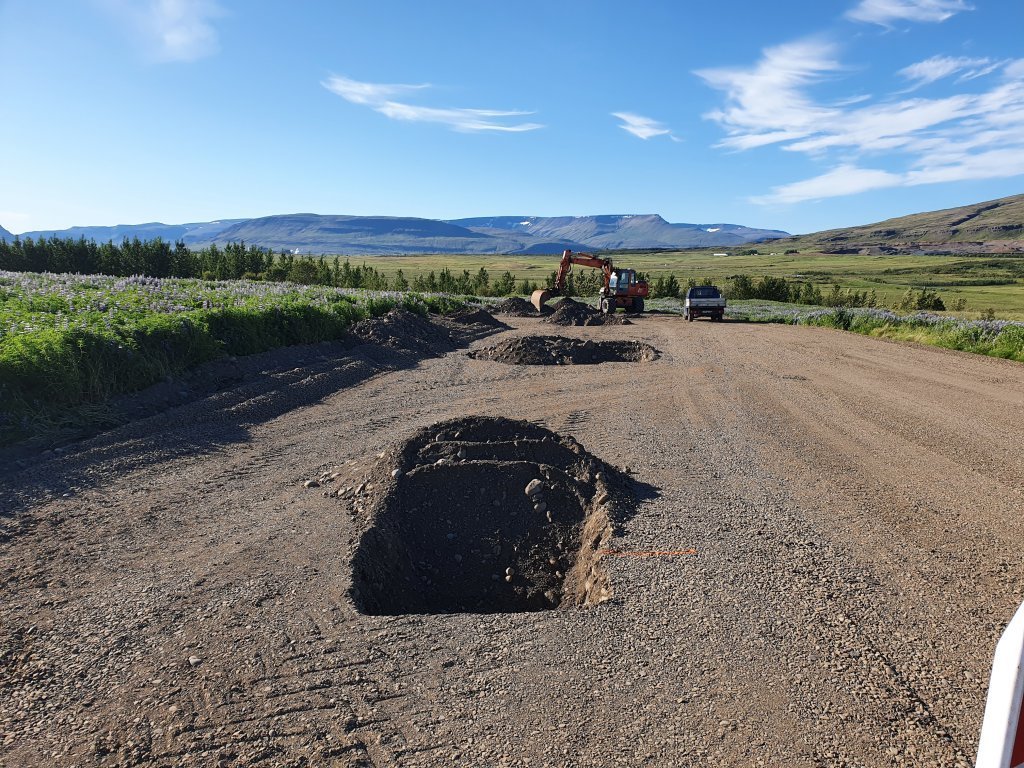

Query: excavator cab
[610,269,635,296]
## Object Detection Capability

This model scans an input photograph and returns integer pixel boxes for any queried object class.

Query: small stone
[303,479,320,489]
[525,479,544,497]
[188,656,202,667]
[457,449,466,459]
[533,501,547,513]
[548,558,558,567]
[505,575,513,583]
[391,468,403,478]
[506,567,515,576]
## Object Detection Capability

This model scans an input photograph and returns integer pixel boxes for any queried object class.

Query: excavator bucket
[531,289,552,313]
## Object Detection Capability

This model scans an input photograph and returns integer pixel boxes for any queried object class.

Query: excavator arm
[531,250,612,312]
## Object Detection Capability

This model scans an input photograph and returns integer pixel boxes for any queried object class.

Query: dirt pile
[469,336,659,366]
[446,307,509,328]
[350,417,630,615]
[493,297,540,316]
[545,297,632,326]
[350,308,452,354]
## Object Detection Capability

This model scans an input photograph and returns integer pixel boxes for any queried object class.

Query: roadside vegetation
[724,301,1024,363]
[0,270,461,444]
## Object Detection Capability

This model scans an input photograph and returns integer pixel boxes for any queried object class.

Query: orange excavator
[531,250,649,314]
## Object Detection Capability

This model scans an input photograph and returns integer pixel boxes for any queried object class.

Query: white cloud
[846,0,972,26]
[695,40,844,151]
[322,75,542,133]
[752,165,902,204]
[700,42,1024,204]
[321,75,429,106]
[611,112,676,140]
[899,55,1000,88]
[102,0,224,62]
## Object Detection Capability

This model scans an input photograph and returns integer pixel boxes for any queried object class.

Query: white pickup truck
[684,285,726,322]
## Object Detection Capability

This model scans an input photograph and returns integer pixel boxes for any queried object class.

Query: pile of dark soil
[351,309,453,354]
[446,307,509,328]
[469,336,659,366]
[350,416,631,614]
[544,298,632,326]
[493,297,540,316]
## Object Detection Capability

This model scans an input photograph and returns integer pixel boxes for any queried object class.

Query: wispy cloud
[846,0,973,26]
[700,41,1024,203]
[611,112,679,141]
[102,0,224,62]
[899,55,1001,88]
[322,75,543,133]
[752,165,902,204]
[695,40,845,151]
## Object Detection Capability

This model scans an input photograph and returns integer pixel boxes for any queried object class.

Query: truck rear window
[688,287,721,299]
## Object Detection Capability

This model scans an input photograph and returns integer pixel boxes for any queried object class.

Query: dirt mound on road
[350,417,630,615]
[446,307,509,328]
[351,308,453,354]
[469,336,659,366]
[493,297,540,316]
[544,297,632,326]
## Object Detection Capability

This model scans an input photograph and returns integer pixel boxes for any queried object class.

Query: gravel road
[2,312,1022,767]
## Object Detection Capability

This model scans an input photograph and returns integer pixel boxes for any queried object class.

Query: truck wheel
[687,313,693,322]
[633,298,644,314]
[599,297,610,314]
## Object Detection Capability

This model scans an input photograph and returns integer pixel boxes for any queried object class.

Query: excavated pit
[350,417,628,615]
[468,335,659,366]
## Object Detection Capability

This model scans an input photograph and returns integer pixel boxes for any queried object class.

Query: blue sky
[1,0,1022,235]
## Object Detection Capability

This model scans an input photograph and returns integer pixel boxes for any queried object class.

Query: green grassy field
[343,248,1024,319]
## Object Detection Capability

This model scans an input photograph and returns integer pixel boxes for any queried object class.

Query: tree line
[0,235,949,309]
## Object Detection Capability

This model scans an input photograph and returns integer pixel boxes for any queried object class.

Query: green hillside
[782,193,1024,250]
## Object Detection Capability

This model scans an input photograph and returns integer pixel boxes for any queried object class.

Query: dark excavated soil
[350,417,630,614]
[350,308,453,354]
[445,307,510,328]
[468,335,659,365]
[544,297,633,326]
[492,297,541,316]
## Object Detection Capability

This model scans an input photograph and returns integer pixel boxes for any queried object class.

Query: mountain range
[4,213,788,254]
[6,194,1022,254]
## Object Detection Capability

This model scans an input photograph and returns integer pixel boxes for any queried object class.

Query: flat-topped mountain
[12,213,787,254]
[449,214,787,249]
